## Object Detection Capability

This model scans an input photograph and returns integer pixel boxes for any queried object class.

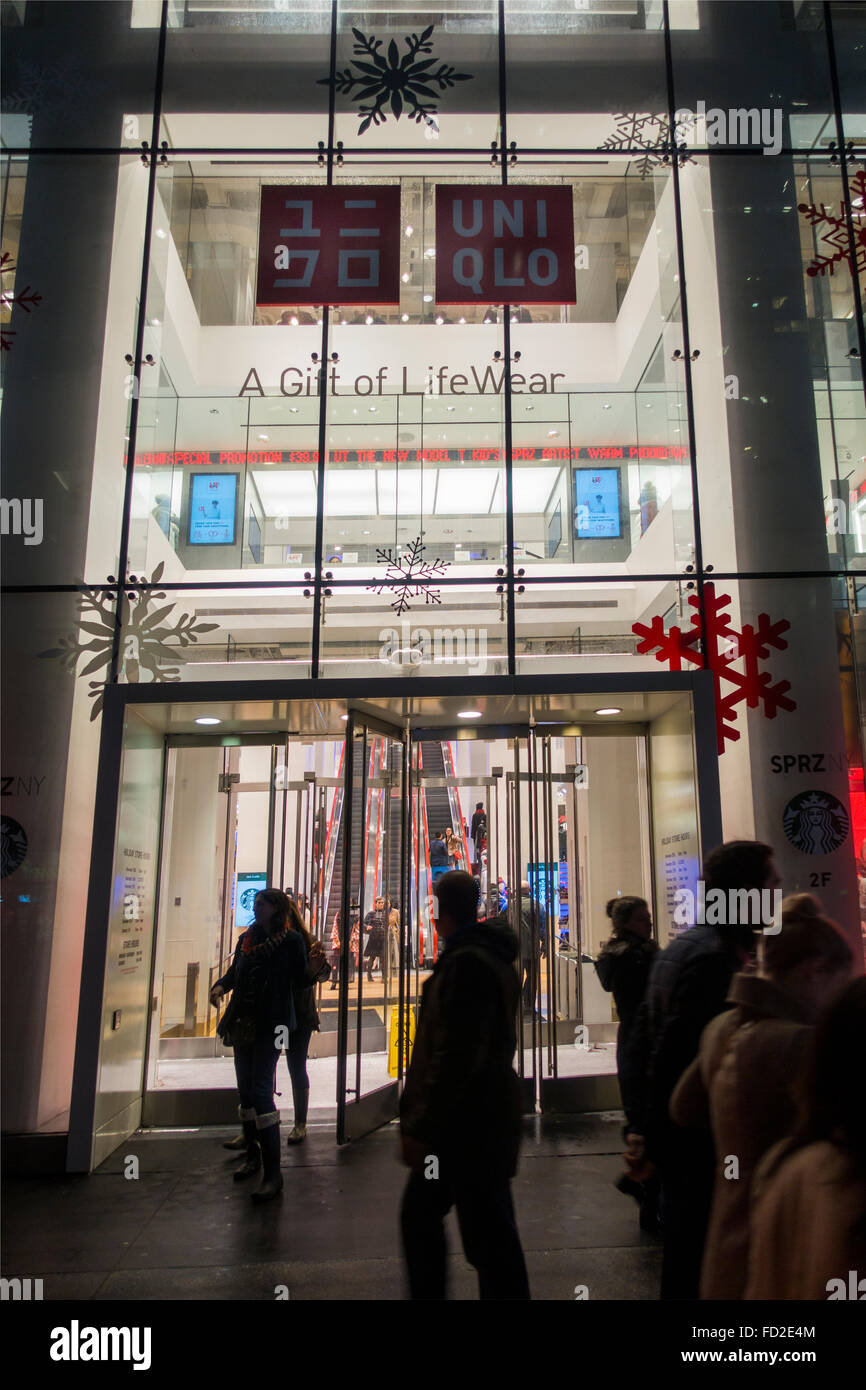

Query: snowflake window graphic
[39,563,219,720]
[798,168,866,281]
[599,112,694,179]
[368,537,450,615]
[1,250,42,353]
[632,582,796,754]
[319,25,473,136]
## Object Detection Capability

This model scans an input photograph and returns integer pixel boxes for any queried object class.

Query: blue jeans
[233,1036,281,1116]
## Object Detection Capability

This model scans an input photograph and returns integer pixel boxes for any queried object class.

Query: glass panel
[680,154,863,574]
[830,1,866,145]
[161,0,332,151]
[504,0,668,151]
[319,579,509,678]
[117,584,313,684]
[334,2,500,153]
[1,2,161,150]
[93,708,163,1159]
[515,578,693,676]
[669,0,833,154]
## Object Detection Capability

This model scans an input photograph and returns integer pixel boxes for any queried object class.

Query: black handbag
[218,1011,257,1047]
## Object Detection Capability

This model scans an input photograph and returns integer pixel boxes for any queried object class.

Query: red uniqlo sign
[435,185,575,305]
[256,185,401,306]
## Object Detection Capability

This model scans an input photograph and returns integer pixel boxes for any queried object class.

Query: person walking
[329,910,341,990]
[470,802,487,873]
[399,870,530,1301]
[284,899,332,1144]
[210,888,306,1203]
[429,830,450,885]
[670,893,852,1299]
[594,895,659,1229]
[627,840,781,1300]
[364,896,387,982]
[518,880,547,1014]
[744,976,866,1300]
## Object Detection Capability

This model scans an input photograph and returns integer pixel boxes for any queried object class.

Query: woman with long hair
[210,888,306,1202]
[284,898,331,1144]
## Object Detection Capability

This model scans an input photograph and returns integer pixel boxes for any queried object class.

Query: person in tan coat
[669,895,853,1300]
[744,976,866,1300]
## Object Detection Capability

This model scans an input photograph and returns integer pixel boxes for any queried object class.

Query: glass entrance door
[336,710,411,1143]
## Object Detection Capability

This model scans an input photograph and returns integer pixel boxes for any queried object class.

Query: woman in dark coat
[211,888,306,1202]
[594,895,659,1227]
[595,896,657,1119]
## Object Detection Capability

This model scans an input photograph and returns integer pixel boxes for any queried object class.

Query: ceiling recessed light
[341,713,349,721]
[405,225,414,236]
[547,430,559,437]
[595,707,622,716]
[155,228,167,238]
[457,710,482,719]
[258,433,269,440]
[365,315,373,325]
[401,272,410,283]
[603,403,611,410]
[290,406,298,413]
[401,313,409,322]
[423,294,433,303]
[195,716,222,726]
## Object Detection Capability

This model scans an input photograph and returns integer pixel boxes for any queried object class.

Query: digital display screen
[547,500,562,558]
[574,468,622,539]
[188,473,238,546]
[235,872,267,929]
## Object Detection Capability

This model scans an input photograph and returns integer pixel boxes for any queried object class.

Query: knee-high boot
[233,1106,262,1182]
[287,1085,309,1144]
[251,1110,283,1203]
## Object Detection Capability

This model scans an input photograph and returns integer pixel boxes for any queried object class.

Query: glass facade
[1,0,864,1152]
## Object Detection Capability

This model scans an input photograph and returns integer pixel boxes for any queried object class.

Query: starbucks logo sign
[1,816,28,878]
[782,790,849,855]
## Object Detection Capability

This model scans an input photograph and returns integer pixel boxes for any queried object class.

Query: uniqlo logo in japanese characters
[256,185,401,306]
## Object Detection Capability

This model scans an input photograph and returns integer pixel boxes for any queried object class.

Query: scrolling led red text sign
[256,185,402,306]
[133,445,688,468]
[435,186,576,305]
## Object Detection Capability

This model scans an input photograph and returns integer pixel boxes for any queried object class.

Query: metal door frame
[336,708,409,1143]
[67,671,720,1168]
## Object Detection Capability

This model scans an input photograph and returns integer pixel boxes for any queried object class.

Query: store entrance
[67,678,720,1170]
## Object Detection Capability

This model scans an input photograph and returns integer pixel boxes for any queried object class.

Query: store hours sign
[256,185,401,306]
[435,186,576,304]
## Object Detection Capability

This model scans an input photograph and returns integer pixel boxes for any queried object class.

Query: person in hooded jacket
[399,870,529,1301]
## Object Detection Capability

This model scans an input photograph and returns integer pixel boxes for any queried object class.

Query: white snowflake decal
[599,111,694,178]
[367,536,449,615]
[799,168,866,281]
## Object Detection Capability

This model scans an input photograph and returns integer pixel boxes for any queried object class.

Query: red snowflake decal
[632,582,796,754]
[798,168,866,281]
